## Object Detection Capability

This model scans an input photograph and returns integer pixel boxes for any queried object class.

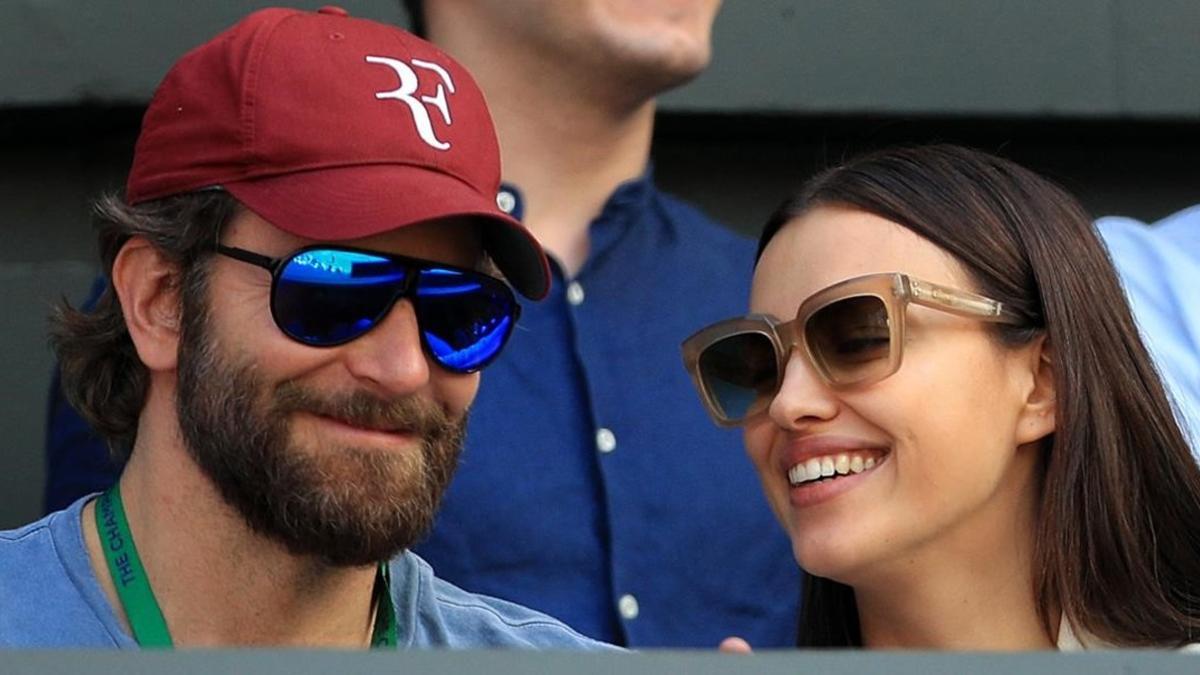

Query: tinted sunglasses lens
[274,249,405,346]
[806,295,892,385]
[416,268,517,373]
[698,332,779,421]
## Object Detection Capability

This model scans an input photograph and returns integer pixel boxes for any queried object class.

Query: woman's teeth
[787,453,879,486]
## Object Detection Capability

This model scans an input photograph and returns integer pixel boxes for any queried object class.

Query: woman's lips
[787,450,883,486]
[776,435,891,508]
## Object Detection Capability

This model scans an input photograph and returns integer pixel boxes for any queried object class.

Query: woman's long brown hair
[756,144,1200,648]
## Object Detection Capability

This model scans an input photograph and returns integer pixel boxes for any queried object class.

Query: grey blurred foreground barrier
[2,650,1198,674]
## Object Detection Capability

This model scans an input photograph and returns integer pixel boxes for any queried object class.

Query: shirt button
[496,190,517,214]
[595,428,616,454]
[618,594,639,620]
[566,281,585,306]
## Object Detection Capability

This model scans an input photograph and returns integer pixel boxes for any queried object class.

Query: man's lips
[300,412,419,442]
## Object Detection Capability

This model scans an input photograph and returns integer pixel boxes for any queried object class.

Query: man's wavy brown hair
[49,191,239,457]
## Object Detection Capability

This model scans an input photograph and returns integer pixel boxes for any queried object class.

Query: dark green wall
[5,1,1200,117]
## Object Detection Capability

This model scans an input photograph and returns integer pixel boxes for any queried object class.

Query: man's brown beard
[175,295,464,567]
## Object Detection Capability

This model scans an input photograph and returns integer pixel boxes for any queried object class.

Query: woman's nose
[767,351,840,430]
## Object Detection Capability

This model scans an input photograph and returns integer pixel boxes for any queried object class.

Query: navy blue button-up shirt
[43,173,802,648]
[412,173,801,647]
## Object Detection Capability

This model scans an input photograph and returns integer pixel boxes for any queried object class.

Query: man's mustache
[271,381,455,437]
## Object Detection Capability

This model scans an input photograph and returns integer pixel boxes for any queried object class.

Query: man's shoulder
[1155,204,1200,250]
[1097,209,1200,268]
[1097,213,1200,323]
[392,552,620,651]
[0,508,70,584]
[0,499,125,647]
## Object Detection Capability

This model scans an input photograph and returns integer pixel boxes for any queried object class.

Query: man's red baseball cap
[126,6,549,299]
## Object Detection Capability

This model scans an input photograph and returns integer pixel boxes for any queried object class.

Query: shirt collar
[595,167,655,227]
[498,169,655,280]
[496,167,655,228]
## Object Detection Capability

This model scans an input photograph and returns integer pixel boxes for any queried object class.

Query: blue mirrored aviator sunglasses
[215,244,520,373]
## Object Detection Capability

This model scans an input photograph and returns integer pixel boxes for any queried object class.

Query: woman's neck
[854,553,1052,650]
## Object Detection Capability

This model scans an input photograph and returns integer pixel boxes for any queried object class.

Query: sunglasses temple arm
[907,278,1019,324]
[215,245,279,272]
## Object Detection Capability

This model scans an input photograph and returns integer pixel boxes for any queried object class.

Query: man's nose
[767,352,840,430]
[340,299,432,397]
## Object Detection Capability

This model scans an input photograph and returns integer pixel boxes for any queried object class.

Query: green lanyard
[95,485,397,648]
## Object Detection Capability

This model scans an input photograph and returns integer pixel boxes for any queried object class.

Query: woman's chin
[790,533,874,584]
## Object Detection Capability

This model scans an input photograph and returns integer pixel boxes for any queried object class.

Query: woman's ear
[1015,335,1056,445]
[111,236,183,372]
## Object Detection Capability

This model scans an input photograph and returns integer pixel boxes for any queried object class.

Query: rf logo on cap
[366,56,456,151]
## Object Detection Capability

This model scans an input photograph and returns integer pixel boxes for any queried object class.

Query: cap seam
[235,159,487,192]
[241,12,299,172]
[132,159,488,205]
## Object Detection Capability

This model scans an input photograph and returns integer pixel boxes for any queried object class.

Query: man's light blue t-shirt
[0,496,618,649]
[1098,206,1200,454]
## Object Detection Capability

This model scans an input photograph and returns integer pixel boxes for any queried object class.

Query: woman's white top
[1057,616,1200,652]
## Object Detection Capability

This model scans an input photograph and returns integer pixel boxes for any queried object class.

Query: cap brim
[224,165,550,300]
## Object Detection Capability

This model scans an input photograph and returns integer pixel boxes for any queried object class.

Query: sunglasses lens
[415,268,517,373]
[275,249,405,346]
[698,332,779,422]
[271,248,517,371]
[806,295,892,385]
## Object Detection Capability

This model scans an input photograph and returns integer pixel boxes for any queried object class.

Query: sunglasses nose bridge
[772,317,805,365]
[387,267,420,316]
[767,345,841,430]
[341,295,434,395]
[350,266,419,340]
[331,260,434,391]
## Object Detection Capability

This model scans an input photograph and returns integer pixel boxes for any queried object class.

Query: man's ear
[111,236,184,372]
[1015,335,1056,445]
